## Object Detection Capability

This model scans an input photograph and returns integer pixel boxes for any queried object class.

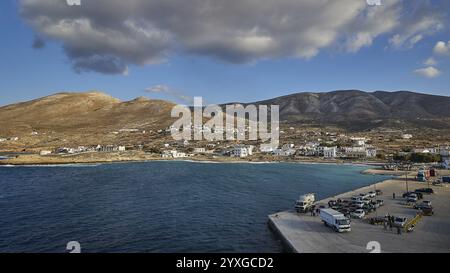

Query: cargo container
[443,176,450,183]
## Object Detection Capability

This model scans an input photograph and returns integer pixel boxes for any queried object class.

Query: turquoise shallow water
[0,161,386,253]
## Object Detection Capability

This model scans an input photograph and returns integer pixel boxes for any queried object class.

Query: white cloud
[145,85,171,93]
[414,66,441,78]
[144,84,193,104]
[424,57,437,66]
[434,41,450,56]
[19,0,447,74]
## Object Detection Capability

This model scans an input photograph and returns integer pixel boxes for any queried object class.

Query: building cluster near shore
[155,130,449,169]
[0,137,19,142]
[0,127,448,169]
[159,136,378,160]
[39,145,127,156]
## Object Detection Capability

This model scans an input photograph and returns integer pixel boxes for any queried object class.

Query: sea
[0,161,387,253]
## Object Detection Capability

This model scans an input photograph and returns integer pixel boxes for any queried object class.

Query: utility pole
[373,174,378,217]
[405,170,409,193]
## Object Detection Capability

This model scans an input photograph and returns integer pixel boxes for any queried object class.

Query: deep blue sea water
[0,161,386,253]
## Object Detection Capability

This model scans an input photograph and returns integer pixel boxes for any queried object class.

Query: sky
[0,0,450,106]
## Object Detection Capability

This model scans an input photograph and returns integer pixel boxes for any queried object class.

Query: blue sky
[1,0,450,106]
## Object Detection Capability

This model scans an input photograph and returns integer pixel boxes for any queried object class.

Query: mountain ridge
[241,90,450,130]
[0,90,449,143]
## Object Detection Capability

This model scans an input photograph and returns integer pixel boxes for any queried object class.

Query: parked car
[421,207,434,216]
[353,201,364,208]
[376,199,384,206]
[351,196,362,202]
[394,217,408,227]
[403,192,423,199]
[376,189,383,196]
[407,194,418,202]
[415,188,434,194]
[363,203,376,213]
[368,191,376,198]
[350,209,365,219]
[359,193,370,199]
[370,201,380,209]
[414,203,431,210]
[423,200,432,207]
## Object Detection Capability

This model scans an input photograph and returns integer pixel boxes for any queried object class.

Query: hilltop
[0,91,176,150]
[249,90,450,130]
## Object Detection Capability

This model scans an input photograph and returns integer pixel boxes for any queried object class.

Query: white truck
[320,208,351,232]
[295,193,315,213]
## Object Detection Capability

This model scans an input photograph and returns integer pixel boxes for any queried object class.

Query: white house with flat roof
[40,150,52,156]
[194,148,206,153]
[351,137,367,147]
[161,150,187,158]
[323,147,337,158]
[260,145,275,153]
[230,145,254,158]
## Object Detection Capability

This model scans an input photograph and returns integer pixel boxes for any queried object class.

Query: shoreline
[0,151,388,167]
[0,156,387,170]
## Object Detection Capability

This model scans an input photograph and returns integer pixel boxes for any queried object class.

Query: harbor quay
[268,172,450,253]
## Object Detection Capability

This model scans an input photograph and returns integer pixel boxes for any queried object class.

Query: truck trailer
[320,208,351,233]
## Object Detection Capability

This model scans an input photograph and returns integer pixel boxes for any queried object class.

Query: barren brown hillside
[0,91,176,150]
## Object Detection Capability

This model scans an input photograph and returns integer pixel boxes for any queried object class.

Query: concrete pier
[269,173,450,253]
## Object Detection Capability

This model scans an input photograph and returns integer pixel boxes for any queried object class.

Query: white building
[260,145,275,153]
[194,148,206,153]
[57,147,75,154]
[366,148,377,158]
[323,147,337,158]
[282,143,295,150]
[161,150,187,158]
[342,146,377,158]
[230,145,254,158]
[40,150,52,156]
[440,148,450,157]
[413,148,431,154]
[119,129,139,133]
[351,137,367,147]
[273,148,296,156]
[402,134,413,140]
